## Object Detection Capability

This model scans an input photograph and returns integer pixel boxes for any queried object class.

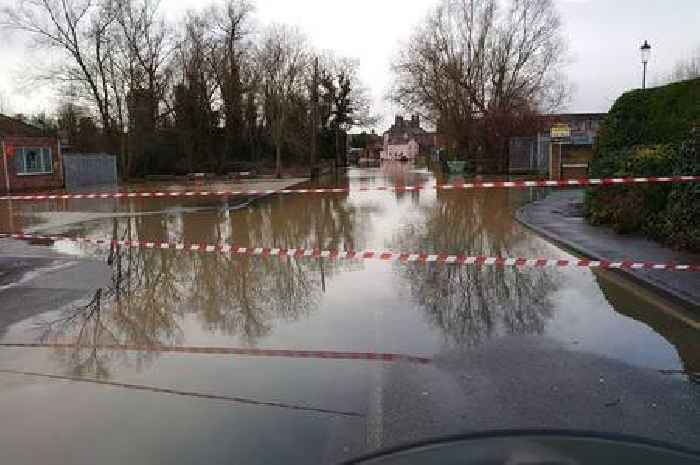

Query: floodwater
[0,163,698,464]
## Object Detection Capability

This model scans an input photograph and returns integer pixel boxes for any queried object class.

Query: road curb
[515,193,700,313]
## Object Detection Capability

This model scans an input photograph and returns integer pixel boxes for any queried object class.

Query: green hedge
[594,78,700,152]
[585,78,700,252]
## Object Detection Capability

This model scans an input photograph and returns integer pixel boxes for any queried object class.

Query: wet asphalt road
[0,165,698,464]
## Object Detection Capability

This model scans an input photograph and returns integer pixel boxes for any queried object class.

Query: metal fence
[63,153,118,191]
[509,137,549,173]
[509,132,598,174]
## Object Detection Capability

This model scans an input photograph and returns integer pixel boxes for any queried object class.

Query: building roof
[0,114,44,137]
[387,134,412,146]
[541,113,607,121]
[387,131,442,148]
[384,115,427,137]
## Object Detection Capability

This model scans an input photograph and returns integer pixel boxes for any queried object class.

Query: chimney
[411,114,420,127]
[395,115,404,127]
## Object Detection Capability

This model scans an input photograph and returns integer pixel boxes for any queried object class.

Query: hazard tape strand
[0,175,698,201]
[0,343,432,364]
[2,232,698,271]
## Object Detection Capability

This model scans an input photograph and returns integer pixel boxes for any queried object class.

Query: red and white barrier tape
[1,176,698,201]
[3,232,698,271]
[0,343,431,364]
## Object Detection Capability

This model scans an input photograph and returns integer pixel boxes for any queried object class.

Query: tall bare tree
[257,24,309,177]
[209,0,254,163]
[172,9,221,171]
[3,0,374,176]
[309,56,320,172]
[115,0,174,127]
[0,89,9,114]
[391,0,567,170]
[1,0,117,130]
[316,54,375,165]
[665,45,700,83]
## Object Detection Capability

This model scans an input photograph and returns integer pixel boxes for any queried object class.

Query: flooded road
[0,164,698,464]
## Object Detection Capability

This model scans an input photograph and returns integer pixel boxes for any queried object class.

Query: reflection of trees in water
[36,239,185,378]
[189,254,327,344]
[593,271,700,380]
[231,193,360,251]
[402,265,556,345]
[398,189,534,255]
[396,189,559,346]
[37,193,360,377]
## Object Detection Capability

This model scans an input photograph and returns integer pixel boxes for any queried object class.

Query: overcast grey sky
[1,0,698,128]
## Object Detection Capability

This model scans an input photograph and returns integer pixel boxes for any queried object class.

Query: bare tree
[56,100,87,143]
[172,10,218,170]
[209,0,254,164]
[319,55,376,128]
[115,0,175,127]
[1,0,118,130]
[257,24,309,177]
[3,0,373,176]
[314,53,376,165]
[391,0,567,170]
[482,0,567,113]
[309,56,320,171]
[665,45,700,83]
[0,88,9,114]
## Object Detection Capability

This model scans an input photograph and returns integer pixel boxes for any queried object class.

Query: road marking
[0,368,364,418]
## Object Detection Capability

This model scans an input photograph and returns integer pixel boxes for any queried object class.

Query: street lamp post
[640,40,651,89]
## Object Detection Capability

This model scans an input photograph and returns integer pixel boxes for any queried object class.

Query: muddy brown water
[0,164,697,464]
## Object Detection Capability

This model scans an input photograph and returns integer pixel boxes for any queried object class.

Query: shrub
[585,78,700,251]
[594,78,700,154]
[652,136,700,250]
[585,134,699,250]
[585,145,678,233]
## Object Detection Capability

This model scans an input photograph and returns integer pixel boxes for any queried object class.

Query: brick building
[381,115,443,161]
[346,131,383,163]
[0,114,63,193]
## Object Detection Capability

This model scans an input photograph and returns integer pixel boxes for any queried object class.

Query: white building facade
[380,115,428,161]
[381,137,419,160]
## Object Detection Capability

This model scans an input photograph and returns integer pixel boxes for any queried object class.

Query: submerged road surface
[0,165,698,464]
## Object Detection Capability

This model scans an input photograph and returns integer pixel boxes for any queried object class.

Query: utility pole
[1,141,10,193]
[310,56,319,178]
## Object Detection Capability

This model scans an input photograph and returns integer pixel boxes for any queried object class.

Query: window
[16,147,52,175]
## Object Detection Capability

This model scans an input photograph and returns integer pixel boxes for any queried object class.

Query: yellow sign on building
[550,123,571,139]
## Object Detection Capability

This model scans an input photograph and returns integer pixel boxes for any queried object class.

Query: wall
[0,136,63,193]
[561,144,593,178]
[547,143,594,179]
